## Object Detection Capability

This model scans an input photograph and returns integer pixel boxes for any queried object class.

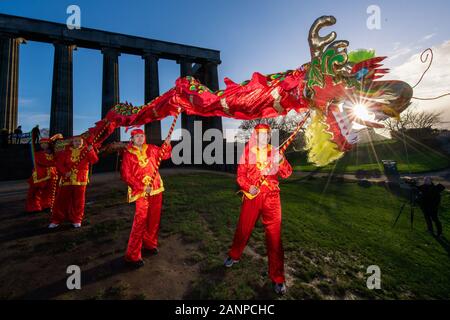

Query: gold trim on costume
[32,168,52,183]
[250,145,273,171]
[240,144,279,200]
[127,177,165,203]
[127,144,149,168]
[60,168,89,186]
[239,179,274,200]
[240,189,258,200]
[70,147,81,162]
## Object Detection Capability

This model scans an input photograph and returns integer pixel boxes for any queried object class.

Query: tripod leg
[393,203,407,227]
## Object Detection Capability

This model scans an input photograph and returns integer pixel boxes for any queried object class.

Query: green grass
[287,139,450,174]
[161,173,450,299]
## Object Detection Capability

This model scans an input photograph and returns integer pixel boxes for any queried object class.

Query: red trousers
[51,185,87,224]
[125,193,163,262]
[25,178,57,212]
[229,192,285,283]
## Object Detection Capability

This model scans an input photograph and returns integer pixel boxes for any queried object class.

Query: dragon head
[302,16,413,166]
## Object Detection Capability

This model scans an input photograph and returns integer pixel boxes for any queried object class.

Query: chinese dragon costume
[54,16,414,167]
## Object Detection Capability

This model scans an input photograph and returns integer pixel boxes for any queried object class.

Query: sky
[1,0,449,139]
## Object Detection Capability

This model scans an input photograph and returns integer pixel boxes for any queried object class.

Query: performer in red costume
[224,124,292,295]
[49,136,99,229]
[25,138,58,213]
[120,129,172,267]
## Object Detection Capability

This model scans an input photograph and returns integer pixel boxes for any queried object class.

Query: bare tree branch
[237,114,307,152]
[383,107,443,135]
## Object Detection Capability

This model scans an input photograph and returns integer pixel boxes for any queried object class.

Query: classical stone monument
[0,13,222,143]
[0,13,230,180]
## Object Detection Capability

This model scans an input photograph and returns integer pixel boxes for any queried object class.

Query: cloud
[389,47,412,61]
[74,114,98,121]
[18,97,35,107]
[388,33,437,62]
[387,40,450,126]
[419,33,436,42]
[18,112,50,131]
[392,42,401,51]
[222,118,243,141]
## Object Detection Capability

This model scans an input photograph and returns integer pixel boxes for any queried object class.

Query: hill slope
[288,138,450,174]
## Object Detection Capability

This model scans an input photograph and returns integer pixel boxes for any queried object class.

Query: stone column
[143,53,161,143]
[50,42,75,137]
[101,48,120,142]
[0,35,21,133]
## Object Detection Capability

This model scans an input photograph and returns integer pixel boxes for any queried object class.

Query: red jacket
[57,145,99,186]
[121,143,172,203]
[29,151,57,184]
[237,143,292,199]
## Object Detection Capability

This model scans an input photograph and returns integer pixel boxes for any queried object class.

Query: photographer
[418,177,445,237]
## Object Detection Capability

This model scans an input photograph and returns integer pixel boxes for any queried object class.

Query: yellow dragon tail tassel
[304,112,345,167]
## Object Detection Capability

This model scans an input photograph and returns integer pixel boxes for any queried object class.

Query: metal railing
[2,132,33,144]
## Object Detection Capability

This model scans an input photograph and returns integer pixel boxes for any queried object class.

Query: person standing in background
[31,125,41,145]
[418,177,446,238]
[14,125,22,144]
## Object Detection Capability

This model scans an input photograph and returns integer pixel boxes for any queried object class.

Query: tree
[236,113,308,152]
[383,106,443,132]
[383,106,443,141]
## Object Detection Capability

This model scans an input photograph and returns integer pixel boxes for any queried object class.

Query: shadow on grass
[0,210,41,222]
[183,263,227,299]
[0,224,70,243]
[18,256,137,300]
[253,282,278,300]
[435,236,450,258]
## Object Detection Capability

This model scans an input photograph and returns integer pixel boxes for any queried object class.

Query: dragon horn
[308,16,337,59]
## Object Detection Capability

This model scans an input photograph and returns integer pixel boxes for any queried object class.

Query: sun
[352,103,373,121]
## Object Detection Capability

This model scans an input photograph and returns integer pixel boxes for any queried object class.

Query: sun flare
[352,103,373,122]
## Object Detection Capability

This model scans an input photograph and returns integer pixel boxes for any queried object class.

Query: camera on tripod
[400,177,422,206]
[393,177,424,228]
[381,160,423,229]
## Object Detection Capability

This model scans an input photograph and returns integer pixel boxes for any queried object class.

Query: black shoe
[274,283,287,295]
[224,256,239,268]
[26,210,42,214]
[124,258,145,268]
[142,247,159,256]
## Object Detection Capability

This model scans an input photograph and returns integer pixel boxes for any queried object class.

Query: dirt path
[0,169,234,202]
[0,178,203,299]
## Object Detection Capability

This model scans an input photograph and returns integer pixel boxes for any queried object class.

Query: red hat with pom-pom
[254,124,271,132]
[130,129,145,136]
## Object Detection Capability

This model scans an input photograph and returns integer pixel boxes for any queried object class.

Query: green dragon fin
[348,49,376,64]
